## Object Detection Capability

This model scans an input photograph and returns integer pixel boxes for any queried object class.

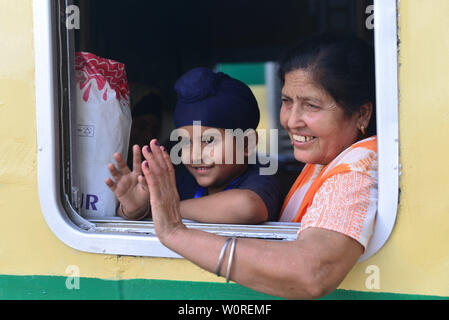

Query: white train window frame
[34,0,398,261]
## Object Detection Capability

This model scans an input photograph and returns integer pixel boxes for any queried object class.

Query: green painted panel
[320,289,449,300]
[0,275,279,300]
[1,275,448,300]
[217,63,265,86]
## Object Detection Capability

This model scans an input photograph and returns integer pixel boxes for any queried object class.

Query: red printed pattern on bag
[75,52,130,104]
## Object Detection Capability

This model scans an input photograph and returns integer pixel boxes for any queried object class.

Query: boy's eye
[203,136,215,144]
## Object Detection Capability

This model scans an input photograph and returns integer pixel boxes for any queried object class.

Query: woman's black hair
[279,34,376,136]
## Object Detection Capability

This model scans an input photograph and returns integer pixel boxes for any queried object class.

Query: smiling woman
[277,35,377,236]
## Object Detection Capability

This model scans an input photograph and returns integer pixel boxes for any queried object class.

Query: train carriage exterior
[0,0,449,300]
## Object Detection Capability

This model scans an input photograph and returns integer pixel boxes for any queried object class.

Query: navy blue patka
[174,67,260,131]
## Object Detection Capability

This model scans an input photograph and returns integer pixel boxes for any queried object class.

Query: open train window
[35,0,398,261]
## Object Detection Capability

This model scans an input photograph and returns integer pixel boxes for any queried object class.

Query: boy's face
[178,125,249,193]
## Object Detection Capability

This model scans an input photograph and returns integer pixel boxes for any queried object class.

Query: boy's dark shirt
[175,164,281,221]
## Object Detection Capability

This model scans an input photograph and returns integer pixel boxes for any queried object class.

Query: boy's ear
[244,130,258,157]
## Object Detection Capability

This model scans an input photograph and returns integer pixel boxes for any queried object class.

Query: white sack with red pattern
[75,52,131,217]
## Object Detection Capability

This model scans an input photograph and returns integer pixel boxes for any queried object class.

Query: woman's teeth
[293,134,316,143]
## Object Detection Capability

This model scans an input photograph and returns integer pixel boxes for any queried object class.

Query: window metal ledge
[89,218,300,241]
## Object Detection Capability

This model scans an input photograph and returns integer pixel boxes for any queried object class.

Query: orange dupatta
[279,136,378,223]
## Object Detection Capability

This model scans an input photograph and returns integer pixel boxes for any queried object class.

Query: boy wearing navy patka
[106,68,280,223]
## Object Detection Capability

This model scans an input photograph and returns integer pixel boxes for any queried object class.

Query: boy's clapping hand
[105,144,149,219]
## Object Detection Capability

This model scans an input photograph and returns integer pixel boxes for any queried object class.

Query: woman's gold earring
[360,125,366,136]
